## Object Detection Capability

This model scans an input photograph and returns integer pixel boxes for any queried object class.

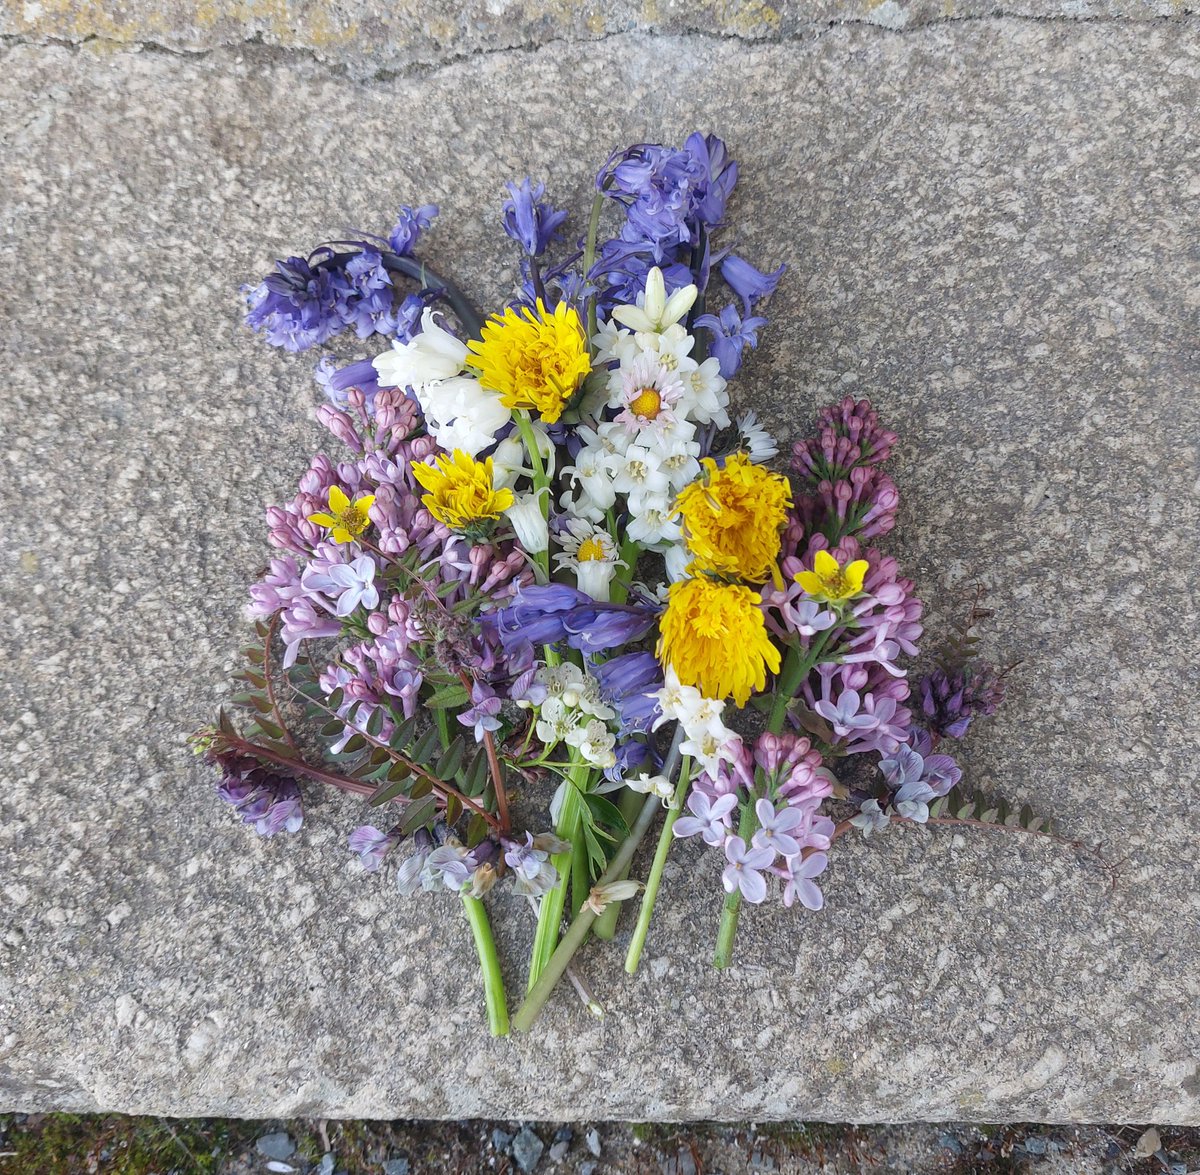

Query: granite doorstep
[0,18,1198,1119]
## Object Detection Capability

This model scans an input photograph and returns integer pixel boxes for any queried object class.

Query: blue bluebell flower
[339,248,396,338]
[244,255,351,352]
[593,651,662,734]
[388,203,438,255]
[693,303,769,378]
[502,178,568,257]
[721,254,786,310]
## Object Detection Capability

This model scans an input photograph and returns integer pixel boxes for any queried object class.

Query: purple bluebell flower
[682,131,738,227]
[315,356,385,411]
[486,585,658,656]
[502,178,568,257]
[751,798,807,859]
[244,255,350,352]
[604,738,655,783]
[673,790,737,846]
[693,304,768,378]
[779,852,829,911]
[562,601,659,654]
[339,248,396,338]
[593,651,663,734]
[458,681,502,743]
[348,824,401,871]
[721,254,785,309]
[387,203,438,255]
[301,554,379,617]
[721,836,775,904]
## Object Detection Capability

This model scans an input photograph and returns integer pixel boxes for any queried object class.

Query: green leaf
[466,812,490,848]
[582,823,607,879]
[435,738,466,781]
[250,694,274,715]
[243,669,267,690]
[366,707,385,738]
[398,794,439,834]
[444,794,463,826]
[409,775,434,801]
[252,716,286,741]
[320,719,344,739]
[410,728,442,765]
[244,645,265,665]
[462,751,490,797]
[368,776,410,807]
[426,683,471,710]
[385,761,411,782]
[327,687,345,711]
[583,792,629,837]
[390,716,418,750]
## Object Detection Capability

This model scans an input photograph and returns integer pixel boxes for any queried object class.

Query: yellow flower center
[338,503,368,533]
[576,537,608,562]
[629,387,663,419]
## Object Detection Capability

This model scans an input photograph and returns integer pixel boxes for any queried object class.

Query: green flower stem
[592,785,647,940]
[462,894,509,1037]
[513,411,551,583]
[623,755,693,973]
[713,633,837,968]
[513,790,658,1033]
[712,798,758,969]
[512,734,682,1032]
[583,189,605,346]
[526,760,587,992]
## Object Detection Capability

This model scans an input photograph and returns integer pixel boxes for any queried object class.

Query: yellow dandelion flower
[465,299,591,424]
[794,548,869,602]
[411,449,514,535]
[308,485,376,544]
[656,577,781,707]
[674,452,792,584]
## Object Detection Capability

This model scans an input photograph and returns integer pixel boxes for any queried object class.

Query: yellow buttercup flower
[674,452,792,584]
[794,548,869,602]
[308,485,376,544]
[411,449,514,534]
[657,577,781,707]
[465,299,590,423]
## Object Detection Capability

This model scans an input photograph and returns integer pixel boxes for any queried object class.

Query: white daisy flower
[555,519,626,602]
[736,410,779,462]
[611,353,686,436]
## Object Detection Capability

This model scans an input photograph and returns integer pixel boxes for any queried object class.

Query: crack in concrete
[0,10,1197,78]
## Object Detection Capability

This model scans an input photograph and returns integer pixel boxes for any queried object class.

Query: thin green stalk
[513,790,659,1033]
[712,798,758,969]
[462,894,509,1037]
[526,760,587,991]
[583,189,605,346]
[592,785,647,940]
[512,411,551,582]
[624,755,692,972]
[511,735,683,1032]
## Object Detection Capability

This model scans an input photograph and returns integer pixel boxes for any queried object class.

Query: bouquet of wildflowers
[196,133,1063,1036]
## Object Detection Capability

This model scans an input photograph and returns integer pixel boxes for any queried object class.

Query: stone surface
[3,0,1196,79]
[0,15,1199,1122]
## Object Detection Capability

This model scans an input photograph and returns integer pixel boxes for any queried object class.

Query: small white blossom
[503,489,549,554]
[611,267,697,334]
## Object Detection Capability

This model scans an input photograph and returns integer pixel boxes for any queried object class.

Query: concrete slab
[1,17,1198,1120]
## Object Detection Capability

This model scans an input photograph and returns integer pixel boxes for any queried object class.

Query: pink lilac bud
[316,403,365,453]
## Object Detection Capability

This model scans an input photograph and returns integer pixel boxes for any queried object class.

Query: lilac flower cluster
[243,206,439,353]
[676,732,836,909]
[791,397,901,543]
[204,748,303,837]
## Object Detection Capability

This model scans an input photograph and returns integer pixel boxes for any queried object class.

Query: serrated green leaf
[426,683,471,710]
[398,794,439,834]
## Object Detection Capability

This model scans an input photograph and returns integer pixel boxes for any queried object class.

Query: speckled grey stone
[0,17,1198,1121]
[2,0,1196,79]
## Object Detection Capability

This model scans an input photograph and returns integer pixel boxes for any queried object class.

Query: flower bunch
[197,133,1026,1036]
